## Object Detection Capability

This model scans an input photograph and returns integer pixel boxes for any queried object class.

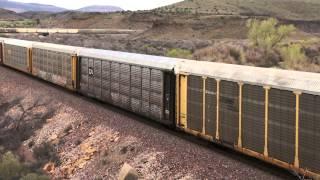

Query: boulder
[118,163,139,180]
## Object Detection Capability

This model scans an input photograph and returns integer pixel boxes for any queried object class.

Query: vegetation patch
[0,151,49,180]
[0,19,38,28]
[166,48,193,59]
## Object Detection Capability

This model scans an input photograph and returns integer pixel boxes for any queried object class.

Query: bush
[247,18,296,49]
[33,142,60,166]
[21,173,49,180]
[0,151,49,180]
[280,43,307,69]
[166,48,193,59]
[0,152,24,179]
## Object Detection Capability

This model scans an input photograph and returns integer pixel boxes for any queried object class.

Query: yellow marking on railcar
[264,86,270,156]
[216,79,221,140]
[180,74,188,128]
[238,82,244,148]
[28,48,32,73]
[176,75,180,127]
[0,42,3,64]
[71,55,77,89]
[294,91,302,168]
[202,77,207,134]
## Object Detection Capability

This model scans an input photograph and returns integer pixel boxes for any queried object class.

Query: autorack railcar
[175,60,320,178]
[2,39,33,73]
[77,48,177,125]
[31,42,80,90]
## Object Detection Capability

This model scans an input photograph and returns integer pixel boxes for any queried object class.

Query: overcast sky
[11,0,183,10]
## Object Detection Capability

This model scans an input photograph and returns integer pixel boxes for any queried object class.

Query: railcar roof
[32,42,79,55]
[3,38,33,47]
[78,48,180,70]
[177,60,320,95]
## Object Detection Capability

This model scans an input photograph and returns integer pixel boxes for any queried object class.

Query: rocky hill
[162,0,320,20]
[0,8,24,20]
[0,0,66,13]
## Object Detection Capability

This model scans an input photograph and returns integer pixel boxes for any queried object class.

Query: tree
[247,18,296,49]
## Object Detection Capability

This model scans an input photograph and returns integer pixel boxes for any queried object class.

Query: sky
[10,0,183,10]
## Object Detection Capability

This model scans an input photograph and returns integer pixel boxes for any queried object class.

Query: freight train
[0,38,319,179]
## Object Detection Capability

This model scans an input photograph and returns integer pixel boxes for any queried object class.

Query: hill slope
[0,8,23,20]
[0,0,66,13]
[164,0,320,20]
[76,5,123,13]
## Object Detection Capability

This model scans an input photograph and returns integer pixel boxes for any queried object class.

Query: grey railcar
[78,49,177,125]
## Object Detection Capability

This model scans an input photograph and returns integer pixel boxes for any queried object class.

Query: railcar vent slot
[242,84,265,154]
[101,61,111,102]
[187,75,203,132]
[111,62,120,105]
[150,69,164,120]
[268,89,295,164]
[219,81,239,145]
[205,78,217,137]
[119,64,130,109]
[299,93,320,173]
[130,66,142,114]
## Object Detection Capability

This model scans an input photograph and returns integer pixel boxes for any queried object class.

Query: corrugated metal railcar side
[176,60,320,179]
[77,49,177,125]
[2,39,32,73]
[31,42,79,90]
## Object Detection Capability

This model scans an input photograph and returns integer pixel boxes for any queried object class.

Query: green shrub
[166,48,193,59]
[0,152,24,179]
[21,173,49,180]
[280,43,307,69]
[247,18,296,49]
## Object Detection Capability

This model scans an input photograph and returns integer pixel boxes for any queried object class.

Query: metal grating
[32,48,72,88]
[141,68,151,117]
[219,80,239,145]
[242,84,265,154]
[111,62,120,105]
[88,58,94,96]
[120,64,131,109]
[3,44,28,72]
[299,93,320,173]
[94,60,102,99]
[205,78,217,137]
[268,89,295,164]
[101,61,111,102]
[150,69,164,120]
[80,57,89,93]
[79,57,167,124]
[187,75,203,132]
[130,66,142,114]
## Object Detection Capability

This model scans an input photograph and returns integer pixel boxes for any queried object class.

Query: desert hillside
[163,0,320,20]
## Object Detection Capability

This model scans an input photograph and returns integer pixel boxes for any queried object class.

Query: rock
[49,134,58,141]
[43,162,55,174]
[118,163,139,180]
